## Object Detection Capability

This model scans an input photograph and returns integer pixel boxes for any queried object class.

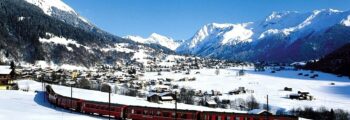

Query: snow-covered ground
[0,90,104,120]
[142,67,350,112]
[11,66,350,119]
[15,80,245,113]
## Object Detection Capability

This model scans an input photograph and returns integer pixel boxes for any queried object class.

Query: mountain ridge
[123,33,182,50]
[176,8,350,63]
[0,0,173,67]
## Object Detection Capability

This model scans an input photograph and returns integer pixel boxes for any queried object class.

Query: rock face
[176,9,350,63]
[0,0,172,67]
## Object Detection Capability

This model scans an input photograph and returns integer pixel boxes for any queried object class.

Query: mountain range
[127,9,350,63]
[1,0,350,67]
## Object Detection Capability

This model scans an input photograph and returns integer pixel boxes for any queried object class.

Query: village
[1,54,341,116]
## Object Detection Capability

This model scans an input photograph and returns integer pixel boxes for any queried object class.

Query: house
[147,93,160,103]
[0,65,12,85]
[248,109,273,115]
[147,92,175,103]
[159,92,174,102]
[206,100,217,108]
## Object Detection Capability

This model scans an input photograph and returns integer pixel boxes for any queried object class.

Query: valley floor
[0,90,104,120]
[3,67,350,119]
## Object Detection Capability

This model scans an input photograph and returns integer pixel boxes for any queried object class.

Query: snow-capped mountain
[176,23,253,55]
[177,9,350,62]
[25,0,95,31]
[0,0,173,67]
[124,33,182,50]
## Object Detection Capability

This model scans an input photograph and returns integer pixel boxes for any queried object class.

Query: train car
[56,95,83,111]
[44,85,298,120]
[46,85,58,105]
[124,106,199,120]
[81,100,126,119]
[199,111,298,120]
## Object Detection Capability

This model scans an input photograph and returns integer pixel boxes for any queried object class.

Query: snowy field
[0,90,104,120]
[142,67,350,112]
[15,80,244,113]
[11,66,350,119]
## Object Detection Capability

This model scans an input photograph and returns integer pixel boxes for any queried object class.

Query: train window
[131,109,134,114]
[235,117,240,120]
[217,116,222,120]
[143,110,148,115]
[226,116,231,120]
[172,112,176,117]
[181,113,187,119]
[244,117,248,120]
[163,112,169,117]
[157,111,161,116]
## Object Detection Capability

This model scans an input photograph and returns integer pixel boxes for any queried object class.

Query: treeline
[304,43,350,77]
[291,107,349,120]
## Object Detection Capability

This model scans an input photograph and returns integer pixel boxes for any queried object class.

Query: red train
[45,85,298,120]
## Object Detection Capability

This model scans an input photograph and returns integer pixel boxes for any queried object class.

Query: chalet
[284,87,292,91]
[159,92,175,102]
[205,100,217,108]
[229,87,246,95]
[0,65,12,85]
[248,109,273,115]
[147,92,175,103]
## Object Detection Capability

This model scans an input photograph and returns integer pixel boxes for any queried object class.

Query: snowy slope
[176,23,253,54]
[25,0,93,30]
[0,90,102,120]
[176,9,350,62]
[25,0,76,16]
[124,33,182,50]
[15,80,244,113]
[141,67,350,112]
[257,9,350,41]
[14,65,350,115]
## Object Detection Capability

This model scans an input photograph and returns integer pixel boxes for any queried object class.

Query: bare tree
[215,69,220,75]
[230,98,247,110]
[179,88,195,104]
[79,78,91,89]
[100,83,111,93]
[246,95,260,110]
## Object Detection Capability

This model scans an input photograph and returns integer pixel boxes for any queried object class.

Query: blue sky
[63,0,350,40]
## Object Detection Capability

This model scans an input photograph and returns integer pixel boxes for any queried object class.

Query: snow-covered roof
[0,65,11,74]
[206,100,217,105]
[248,109,270,115]
[161,96,173,100]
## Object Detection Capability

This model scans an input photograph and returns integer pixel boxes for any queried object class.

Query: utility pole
[70,83,73,113]
[42,76,44,102]
[68,81,75,113]
[266,94,269,120]
[108,86,111,120]
[174,91,177,120]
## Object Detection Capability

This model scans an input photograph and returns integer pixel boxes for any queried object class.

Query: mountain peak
[25,0,76,16]
[124,33,181,51]
[205,23,235,29]
[265,11,299,22]
[149,33,171,40]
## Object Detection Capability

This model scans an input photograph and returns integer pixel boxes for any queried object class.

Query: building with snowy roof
[0,65,12,85]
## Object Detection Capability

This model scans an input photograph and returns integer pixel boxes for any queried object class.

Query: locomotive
[46,85,298,120]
